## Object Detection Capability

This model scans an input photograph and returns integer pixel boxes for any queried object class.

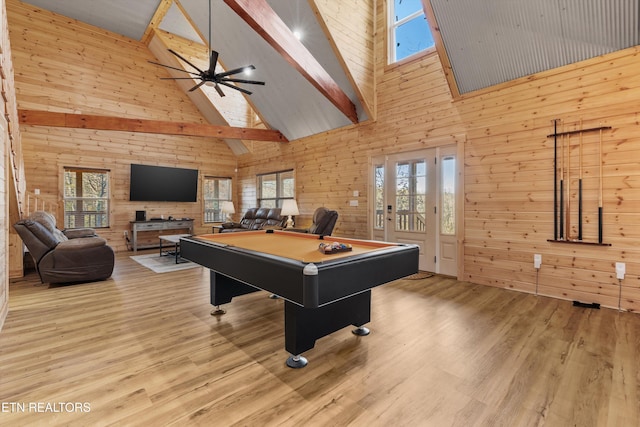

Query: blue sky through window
[392,0,435,62]
[394,0,422,22]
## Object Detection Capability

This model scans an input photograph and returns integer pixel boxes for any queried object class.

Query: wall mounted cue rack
[545,125,612,139]
[547,119,612,246]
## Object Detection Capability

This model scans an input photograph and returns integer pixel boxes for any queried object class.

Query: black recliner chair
[290,207,338,236]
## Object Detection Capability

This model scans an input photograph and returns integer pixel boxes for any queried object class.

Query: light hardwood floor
[1,251,638,426]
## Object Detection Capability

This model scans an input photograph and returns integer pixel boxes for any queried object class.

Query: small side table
[159,234,191,264]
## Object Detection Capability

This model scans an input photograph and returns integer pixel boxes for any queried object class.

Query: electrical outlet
[123,230,128,237]
[615,262,625,280]
[534,254,542,269]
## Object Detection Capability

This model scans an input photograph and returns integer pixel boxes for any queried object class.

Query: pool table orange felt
[193,230,395,263]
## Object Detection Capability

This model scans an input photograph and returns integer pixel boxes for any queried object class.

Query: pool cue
[598,127,603,244]
[578,120,583,240]
[566,133,571,239]
[553,119,558,240]
[559,123,564,239]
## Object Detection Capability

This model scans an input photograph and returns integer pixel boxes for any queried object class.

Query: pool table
[180,230,419,368]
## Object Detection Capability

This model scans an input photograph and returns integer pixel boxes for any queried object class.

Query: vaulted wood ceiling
[15,0,640,154]
[17,0,373,154]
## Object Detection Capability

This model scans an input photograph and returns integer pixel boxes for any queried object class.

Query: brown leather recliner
[13,211,114,284]
[220,207,286,232]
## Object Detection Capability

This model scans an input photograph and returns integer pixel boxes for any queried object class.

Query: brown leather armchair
[290,207,338,236]
[13,211,114,284]
[220,207,286,232]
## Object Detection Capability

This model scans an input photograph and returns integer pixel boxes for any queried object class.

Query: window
[257,170,294,208]
[440,156,456,235]
[203,176,232,222]
[374,164,385,229]
[63,167,110,229]
[389,0,435,63]
[395,160,426,232]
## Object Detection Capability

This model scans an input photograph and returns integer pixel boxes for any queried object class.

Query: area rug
[405,271,434,280]
[130,253,201,273]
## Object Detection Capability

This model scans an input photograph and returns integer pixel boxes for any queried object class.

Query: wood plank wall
[311,0,376,119]
[235,1,464,235]
[0,0,7,328]
[458,47,640,312]
[6,0,238,255]
[237,1,640,312]
[0,0,23,328]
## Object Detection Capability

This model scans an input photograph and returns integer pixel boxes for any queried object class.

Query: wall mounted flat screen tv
[129,164,198,202]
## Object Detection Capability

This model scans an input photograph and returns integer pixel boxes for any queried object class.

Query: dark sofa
[13,211,115,284]
[220,207,286,233]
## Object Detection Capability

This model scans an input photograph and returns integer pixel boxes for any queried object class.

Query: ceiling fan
[148,0,264,97]
[150,49,264,96]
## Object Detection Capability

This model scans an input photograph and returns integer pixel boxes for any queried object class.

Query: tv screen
[129,164,198,202]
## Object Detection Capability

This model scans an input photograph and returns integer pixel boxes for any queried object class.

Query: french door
[371,147,458,275]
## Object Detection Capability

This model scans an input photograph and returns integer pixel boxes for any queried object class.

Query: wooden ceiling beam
[141,0,174,45]
[18,110,288,143]
[422,0,460,99]
[223,0,359,124]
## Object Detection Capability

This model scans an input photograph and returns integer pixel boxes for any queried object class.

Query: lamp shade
[281,199,299,216]
[221,201,235,214]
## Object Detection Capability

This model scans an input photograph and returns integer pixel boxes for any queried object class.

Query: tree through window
[203,176,232,222]
[395,160,426,231]
[257,170,294,208]
[63,167,110,228]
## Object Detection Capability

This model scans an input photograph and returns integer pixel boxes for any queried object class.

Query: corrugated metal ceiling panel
[23,0,161,41]
[430,0,640,94]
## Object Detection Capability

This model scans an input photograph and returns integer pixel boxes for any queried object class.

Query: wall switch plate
[353,190,359,197]
[534,254,542,269]
[349,200,359,207]
[615,262,625,280]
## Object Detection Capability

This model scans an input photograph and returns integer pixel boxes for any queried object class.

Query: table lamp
[281,199,299,228]
[221,201,235,222]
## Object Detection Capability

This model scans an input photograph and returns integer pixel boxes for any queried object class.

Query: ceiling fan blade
[218,80,253,95]
[168,49,205,74]
[214,83,225,97]
[188,81,207,92]
[216,64,256,79]
[160,77,201,80]
[210,50,219,74]
[220,77,265,85]
[148,61,200,76]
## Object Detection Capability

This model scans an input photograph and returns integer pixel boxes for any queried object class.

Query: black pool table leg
[284,290,372,368]
[209,271,260,316]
